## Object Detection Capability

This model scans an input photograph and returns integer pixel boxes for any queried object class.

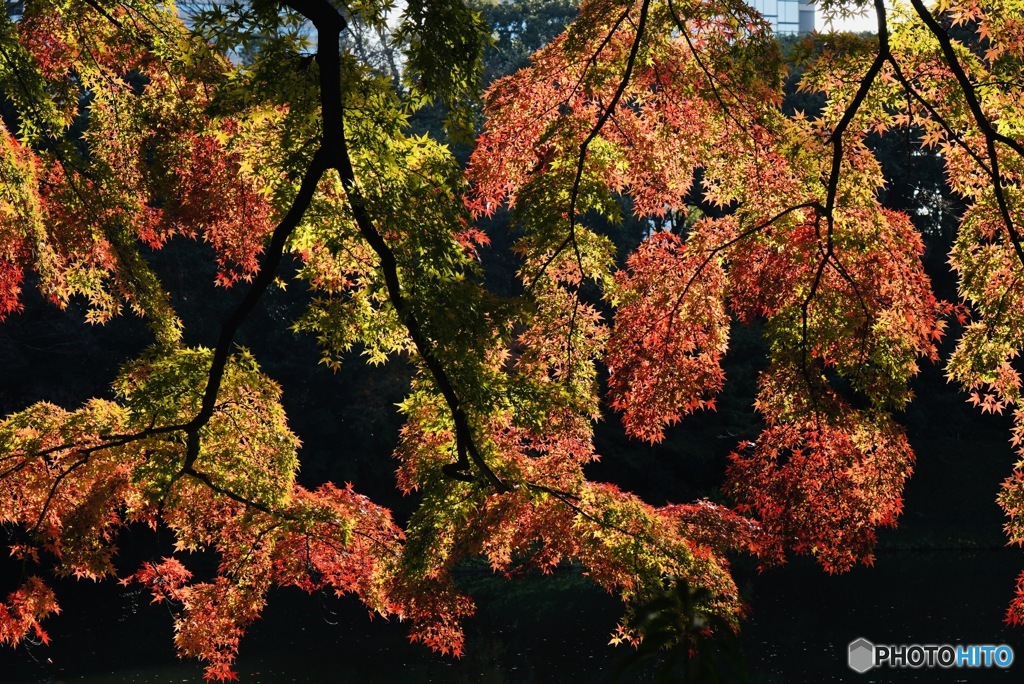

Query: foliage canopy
[1,0,1024,679]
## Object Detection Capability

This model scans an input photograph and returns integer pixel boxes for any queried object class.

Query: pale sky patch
[818,2,885,34]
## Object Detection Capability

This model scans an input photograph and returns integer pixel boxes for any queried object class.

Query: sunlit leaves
[728,402,915,572]
[0,345,406,680]
[397,0,488,139]
[162,127,276,287]
[5,0,1024,676]
[126,482,404,679]
[0,577,59,648]
[607,230,729,443]
[0,125,48,317]
[0,398,133,580]
[116,348,300,509]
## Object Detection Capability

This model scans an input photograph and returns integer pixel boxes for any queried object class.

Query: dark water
[1,548,1022,683]
[736,549,1022,683]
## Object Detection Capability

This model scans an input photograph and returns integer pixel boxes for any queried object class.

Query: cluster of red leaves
[112,482,409,681]
[161,129,276,286]
[36,160,135,313]
[0,401,136,647]
[726,218,819,323]
[17,14,74,81]
[393,394,752,646]
[607,231,729,442]
[728,409,915,572]
[0,4,275,332]
[1007,570,1024,626]
[725,205,941,568]
[18,7,149,80]
[0,577,59,648]
[0,359,417,682]
[129,557,194,604]
[464,0,947,590]
[170,579,263,683]
[660,500,760,556]
[600,164,941,573]
[737,207,941,360]
[466,0,778,220]
[0,401,139,580]
[133,482,406,680]
[388,575,476,656]
[270,483,402,606]
[427,480,748,631]
[0,256,26,317]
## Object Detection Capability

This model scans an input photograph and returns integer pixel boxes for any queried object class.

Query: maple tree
[0,0,1023,679]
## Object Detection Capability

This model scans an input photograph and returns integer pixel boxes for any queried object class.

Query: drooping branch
[636,201,824,344]
[181,149,329,474]
[886,57,991,172]
[795,0,890,397]
[7,0,508,507]
[282,0,509,493]
[823,0,889,217]
[907,0,1024,268]
[565,0,651,261]
[527,0,653,291]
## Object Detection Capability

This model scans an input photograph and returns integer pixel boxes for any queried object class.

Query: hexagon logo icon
[848,638,875,673]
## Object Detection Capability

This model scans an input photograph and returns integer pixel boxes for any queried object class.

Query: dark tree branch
[884,55,991,175]
[795,0,891,411]
[6,0,509,505]
[527,0,653,292]
[282,0,509,492]
[638,201,824,344]
[181,148,330,473]
[907,0,1024,267]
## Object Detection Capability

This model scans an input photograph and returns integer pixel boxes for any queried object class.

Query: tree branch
[907,0,1024,267]
[283,0,509,492]
[527,0,652,291]
[181,147,330,473]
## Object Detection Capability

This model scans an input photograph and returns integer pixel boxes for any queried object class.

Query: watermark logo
[848,638,875,673]
[847,638,1014,672]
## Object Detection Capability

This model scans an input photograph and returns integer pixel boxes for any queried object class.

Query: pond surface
[736,549,1021,683]
[1,548,1021,683]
